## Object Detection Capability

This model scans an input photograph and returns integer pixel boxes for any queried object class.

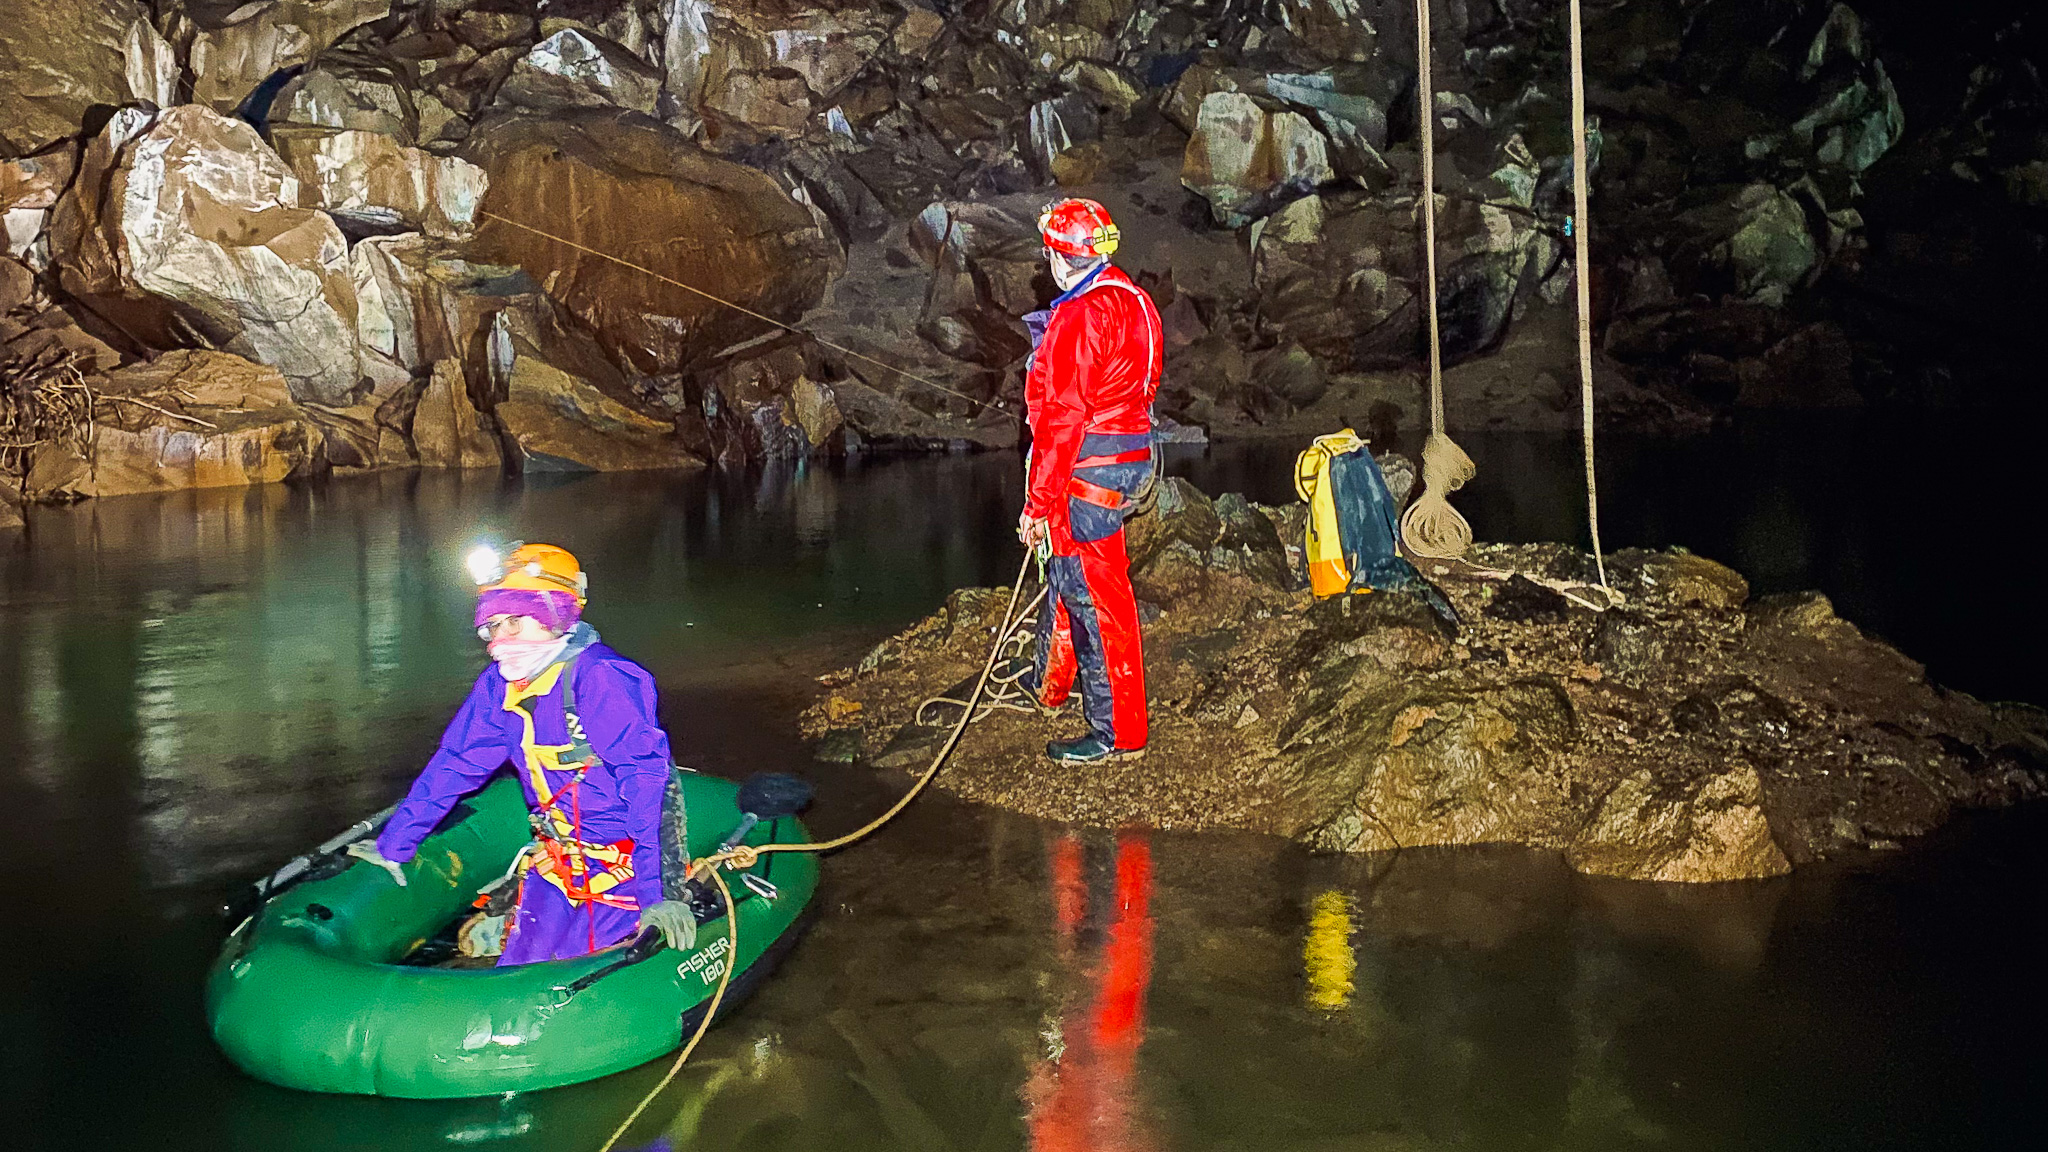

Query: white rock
[274,129,487,238]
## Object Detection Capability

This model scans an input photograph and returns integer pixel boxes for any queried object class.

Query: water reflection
[1,443,2041,1152]
[1026,830,1159,1152]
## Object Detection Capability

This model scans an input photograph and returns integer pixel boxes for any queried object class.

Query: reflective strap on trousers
[1068,475,1125,509]
[1075,448,1152,468]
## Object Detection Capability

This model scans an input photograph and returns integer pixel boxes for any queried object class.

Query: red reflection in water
[1025,828,1158,1152]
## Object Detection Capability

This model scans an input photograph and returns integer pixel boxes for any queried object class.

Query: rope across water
[476,209,999,416]
[596,553,1045,1152]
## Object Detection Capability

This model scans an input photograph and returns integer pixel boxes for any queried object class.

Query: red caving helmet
[1038,198,1121,259]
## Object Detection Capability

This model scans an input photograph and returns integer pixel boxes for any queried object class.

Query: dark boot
[1046,732,1144,763]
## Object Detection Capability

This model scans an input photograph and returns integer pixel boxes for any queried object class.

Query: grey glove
[639,899,699,950]
[346,841,408,887]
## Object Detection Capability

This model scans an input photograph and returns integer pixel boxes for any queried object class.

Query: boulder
[1567,764,1792,882]
[692,3,895,137]
[412,358,501,469]
[1182,92,1334,226]
[273,128,488,238]
[2,147,77,268]
[1291,679,1580,853]
[463,110,838,375]
[498,30,664,116]
[52,106,362,406]
[21,350,325,500]
[269,65,417,140]
[0,0,178,154]
[177,0,393,111]
[484,303,699,472]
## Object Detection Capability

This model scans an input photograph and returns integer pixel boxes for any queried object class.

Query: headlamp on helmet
[1038,197,1120,259]
[467,540,589,601]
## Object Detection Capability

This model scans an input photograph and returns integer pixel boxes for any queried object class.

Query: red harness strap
[1074,448,1152,468]
[1068,476,1125,509]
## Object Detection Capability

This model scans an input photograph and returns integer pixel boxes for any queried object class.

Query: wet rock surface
[806,482,2048,883]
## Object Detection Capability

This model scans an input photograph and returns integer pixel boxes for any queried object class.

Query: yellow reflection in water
[1303,889,1357,1012]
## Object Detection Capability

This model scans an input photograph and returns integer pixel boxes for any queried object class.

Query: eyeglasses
[477,615,535,641]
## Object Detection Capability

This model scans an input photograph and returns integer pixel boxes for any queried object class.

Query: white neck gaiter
[488,635,570,684]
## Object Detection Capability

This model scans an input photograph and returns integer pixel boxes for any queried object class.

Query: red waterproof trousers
[1025,264,1162,751]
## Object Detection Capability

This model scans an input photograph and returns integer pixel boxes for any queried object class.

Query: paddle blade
[736,773,813,820]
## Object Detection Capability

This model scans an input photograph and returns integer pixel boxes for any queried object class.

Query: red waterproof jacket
[1023,264,1164,523]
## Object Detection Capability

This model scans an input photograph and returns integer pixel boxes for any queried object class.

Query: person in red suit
[1017,198,1163,764]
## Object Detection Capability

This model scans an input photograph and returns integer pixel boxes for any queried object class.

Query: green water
[2,442,2041,1151]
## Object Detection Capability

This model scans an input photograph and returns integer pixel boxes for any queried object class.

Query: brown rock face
[23,351,325,499]
[484,302,698,473]
[177,0,394,111]
[1568,765,1792,881]
[463,111,838,375]
[412,359,501,469]
[0,0,177,154]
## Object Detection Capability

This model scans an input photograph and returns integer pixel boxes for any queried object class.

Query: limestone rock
[54,106,361,406]
[1568,765,1792,882]
[3,147,78,268]
[463,110,837,375]
[791,376,843,449]
[485,305,698,473]
[1292,679,1580,853]
[1182,92,1334,226]
[269,66,416,140]
[179,0,392,111]
[0,0,178,154]
[498,30,663,116]
[1625,552,1750,611]
[273,128,488,238]
[695,4,894,137]
[22,350,325,500]
[412,359,501,469]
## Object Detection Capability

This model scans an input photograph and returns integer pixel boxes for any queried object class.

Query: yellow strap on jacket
[1294,429,1369,598]
[502,662,638,908]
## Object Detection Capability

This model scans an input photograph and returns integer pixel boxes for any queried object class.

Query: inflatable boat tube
[206,772,817,1098]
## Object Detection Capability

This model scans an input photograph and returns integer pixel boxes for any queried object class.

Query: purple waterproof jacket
[376,626,672,915]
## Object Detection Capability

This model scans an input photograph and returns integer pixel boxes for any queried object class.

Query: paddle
[223,804,398,931]
[557,773,814,999]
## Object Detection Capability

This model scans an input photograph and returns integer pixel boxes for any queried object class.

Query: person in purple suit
[346,543,697,964]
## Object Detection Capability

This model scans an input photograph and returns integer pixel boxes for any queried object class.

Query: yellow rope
[596,864,737,1152]
[594,553,1044,1151]
[1566,0,1610,587]
[475,209,1001,415]
[1399,0,1477,561]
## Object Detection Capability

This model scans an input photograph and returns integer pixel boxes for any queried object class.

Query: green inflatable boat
[206,772,817,1098]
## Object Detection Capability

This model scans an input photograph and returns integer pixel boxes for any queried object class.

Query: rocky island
[805,474,2048,882]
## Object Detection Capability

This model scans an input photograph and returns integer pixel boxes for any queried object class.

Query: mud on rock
[803,481,2048,883]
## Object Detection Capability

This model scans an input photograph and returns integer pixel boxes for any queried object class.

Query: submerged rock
[812,485,2047,884]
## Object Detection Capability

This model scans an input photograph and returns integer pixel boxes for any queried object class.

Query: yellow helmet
[470,542,588,603]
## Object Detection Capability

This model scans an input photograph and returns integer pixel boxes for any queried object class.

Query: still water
[2,416,2041,1152]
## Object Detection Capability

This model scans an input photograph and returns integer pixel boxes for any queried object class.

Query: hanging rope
[1399,0,1477,561]
[1566,0,1609,587]
[475,209,1001,415]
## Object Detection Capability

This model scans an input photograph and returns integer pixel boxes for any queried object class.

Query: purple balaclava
[474,588,582,635]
